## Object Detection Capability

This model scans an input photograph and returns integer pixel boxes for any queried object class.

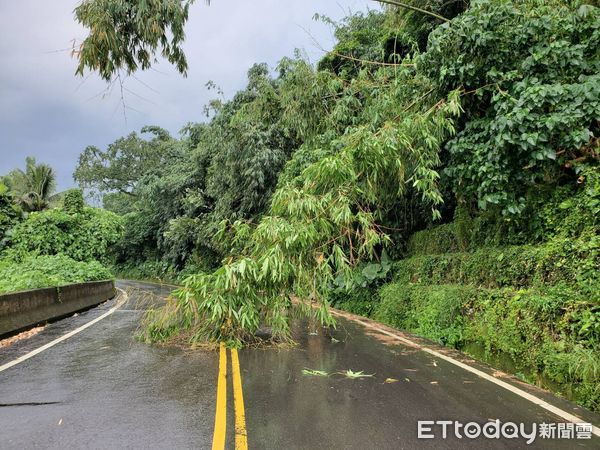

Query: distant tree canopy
[74,126,178,199]
[2,157,57,212]
[76,62,316,269]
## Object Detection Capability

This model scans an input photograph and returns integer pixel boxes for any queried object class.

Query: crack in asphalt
[0,401,62,407]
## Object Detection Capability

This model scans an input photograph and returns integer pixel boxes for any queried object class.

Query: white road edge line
[334,311,600,437]
[0,288,128,374]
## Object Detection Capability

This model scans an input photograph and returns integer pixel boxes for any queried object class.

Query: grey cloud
[0,0,376,191]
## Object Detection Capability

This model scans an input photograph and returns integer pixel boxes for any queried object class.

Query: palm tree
[3,157,57,212]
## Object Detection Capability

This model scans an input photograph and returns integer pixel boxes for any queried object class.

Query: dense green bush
[376,283,472,347]
[62,189,85,214]
[464,284,600,411]
[8,207,123,263]
[407,223,459,256]
[395,234,600,293]
[0,254,112,294]
[423,0,600,214]
[409,166,600,256]
[0,182,22,248]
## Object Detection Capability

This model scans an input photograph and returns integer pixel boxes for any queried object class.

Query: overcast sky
[0,0,375,192]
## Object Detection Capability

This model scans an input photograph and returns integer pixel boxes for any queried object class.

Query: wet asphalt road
[0,281,218,449]
[0,280,599,449]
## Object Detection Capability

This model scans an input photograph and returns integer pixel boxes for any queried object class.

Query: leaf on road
[302,368,329,377]
[384,378,399,383]
[341,369,374,379]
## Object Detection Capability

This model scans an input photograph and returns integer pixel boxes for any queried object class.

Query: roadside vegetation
[334,167,600,410]
[0,255,112,294]
[0,163,122,294]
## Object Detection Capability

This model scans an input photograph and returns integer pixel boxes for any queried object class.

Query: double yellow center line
[212,343,248,450]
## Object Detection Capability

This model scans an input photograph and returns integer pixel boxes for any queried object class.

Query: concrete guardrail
[0,280,116,337]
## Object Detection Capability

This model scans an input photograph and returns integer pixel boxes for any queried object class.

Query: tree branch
[100,179,137,196]
[374,0,450,22]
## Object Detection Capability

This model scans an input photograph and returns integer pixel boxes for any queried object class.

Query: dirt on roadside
[0,325,45,349]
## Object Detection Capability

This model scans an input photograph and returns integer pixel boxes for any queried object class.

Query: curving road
[0,280,598,449]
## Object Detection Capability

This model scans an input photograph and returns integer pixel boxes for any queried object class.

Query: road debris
[0,325,45,348]
[340,369,374,379]
[302,368,329,377]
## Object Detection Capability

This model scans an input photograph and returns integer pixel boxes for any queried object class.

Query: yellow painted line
[0,289,128,373]
[212,343,227,450]
[231,348,248,450]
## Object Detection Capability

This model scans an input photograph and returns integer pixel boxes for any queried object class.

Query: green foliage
[202,63,302,224]
[331,288,379,318]
[383,0,468,52]
[315,2,468,77]
[407,222,459,255]
[0,254,112,294]
[73,1,600,360]
[0,162,117,295]
[377,283,473,347]
[143,77,461,344]
[401,169,600,311]
[316,11,391,76]
[302,368,330,377]
[62,189,85,214]
[2,156,57,212]
[74,0,193,81]
[409,166,600,253]
[75,126,199,268]
[340,369,374,379]
[403,203,472,256]
[0,183,22,248]
[113,258,179,284]
[8,207,124,264]
[82,62,330,271]
[422,0,600,213]
[397,235,600,292]
[337,250,392,288]
[74,126,178,199]
[373,282,600,410]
